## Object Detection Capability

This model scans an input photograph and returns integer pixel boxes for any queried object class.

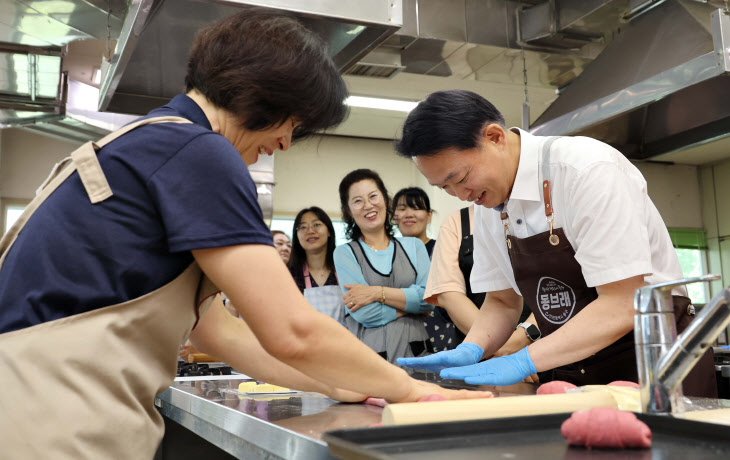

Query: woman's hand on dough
[327,387,369,403]
[391,379,493,403]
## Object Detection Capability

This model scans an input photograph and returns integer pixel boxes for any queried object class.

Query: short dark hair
[271,230,288,239]
[338,169,395,242]
[185,8,348,140]
[394,90,505,158]
[392,187,432,213]
[288,206,336,271]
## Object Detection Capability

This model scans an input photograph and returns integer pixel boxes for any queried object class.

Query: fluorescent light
[92,68,102,85]
[345,96,418,112]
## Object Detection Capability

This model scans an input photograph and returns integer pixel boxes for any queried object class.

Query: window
[1,199,29,235]
[668,229,708,304]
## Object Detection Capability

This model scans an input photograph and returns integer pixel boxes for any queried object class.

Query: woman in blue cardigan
[334,169,434,363]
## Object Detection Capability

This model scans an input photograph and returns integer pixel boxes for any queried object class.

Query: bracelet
[380,287,386,304]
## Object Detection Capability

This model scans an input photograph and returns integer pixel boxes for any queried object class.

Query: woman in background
[392,186,454,352]
[392,187,435,256]
[334,169,433,363]
[289,207,345,323]
[272,230,291,264]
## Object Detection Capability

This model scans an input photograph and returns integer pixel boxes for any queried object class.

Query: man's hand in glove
[396,342,484,373]
[440,347,537,386]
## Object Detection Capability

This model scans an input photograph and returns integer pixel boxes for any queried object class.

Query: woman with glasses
[289,207,345,323]
[334,169,434,363]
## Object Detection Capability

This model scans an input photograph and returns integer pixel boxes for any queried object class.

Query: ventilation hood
[2,0,401,223]
[99,0,401,113]
[530,2,730,161]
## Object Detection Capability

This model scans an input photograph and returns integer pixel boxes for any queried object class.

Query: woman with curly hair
[334,169,434,363]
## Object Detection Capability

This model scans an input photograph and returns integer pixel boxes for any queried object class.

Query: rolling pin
[187,353,220,363]
[382,391,618,426]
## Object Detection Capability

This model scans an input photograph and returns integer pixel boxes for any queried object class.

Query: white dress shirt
[471,128,685,296]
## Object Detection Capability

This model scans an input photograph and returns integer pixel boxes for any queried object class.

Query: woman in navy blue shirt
[0,10,489,458]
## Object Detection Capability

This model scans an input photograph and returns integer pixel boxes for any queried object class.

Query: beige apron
[0,116,220,459]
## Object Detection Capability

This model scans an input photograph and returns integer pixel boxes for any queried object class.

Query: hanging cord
[105,0,113,62]
[519,2,530,131]
[520,44,530,130]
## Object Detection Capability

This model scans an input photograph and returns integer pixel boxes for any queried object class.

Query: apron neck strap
[303,263,313,289]
[460,207,471,238]
[302,263,337,289]
[541,136,559,218]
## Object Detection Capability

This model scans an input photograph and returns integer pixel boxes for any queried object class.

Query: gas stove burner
[177,362,233,377]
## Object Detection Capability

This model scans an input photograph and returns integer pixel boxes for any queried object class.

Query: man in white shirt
[395,90,715,397]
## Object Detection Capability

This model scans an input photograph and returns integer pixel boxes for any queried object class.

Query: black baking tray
[323,412,730,460]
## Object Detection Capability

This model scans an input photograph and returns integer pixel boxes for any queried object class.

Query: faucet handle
[635,274,721,313]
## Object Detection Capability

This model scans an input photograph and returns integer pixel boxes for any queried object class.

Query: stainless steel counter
[154,372,537,460]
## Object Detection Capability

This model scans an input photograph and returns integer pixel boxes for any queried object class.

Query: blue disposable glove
[396,342,483,373]
[440,347,537,386]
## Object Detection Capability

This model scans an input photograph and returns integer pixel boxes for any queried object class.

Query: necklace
[362,238,389,252]
[311,268,329,277]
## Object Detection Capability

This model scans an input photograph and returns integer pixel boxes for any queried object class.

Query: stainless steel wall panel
[465,0,520,49]
[712,8,730,72]
[99,0,401,113]
[0,1,93,46]
[18,0,124,40]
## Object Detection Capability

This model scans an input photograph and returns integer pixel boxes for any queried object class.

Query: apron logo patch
[535,276,576,324]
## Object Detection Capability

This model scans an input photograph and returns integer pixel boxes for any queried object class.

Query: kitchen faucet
[634,274,730,414]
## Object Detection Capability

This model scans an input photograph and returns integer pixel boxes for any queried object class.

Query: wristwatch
[517,322,541,342]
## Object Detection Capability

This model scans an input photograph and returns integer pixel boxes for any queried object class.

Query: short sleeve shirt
[423,206,474,305]
[0,95,274,333]
[471,128,684,296]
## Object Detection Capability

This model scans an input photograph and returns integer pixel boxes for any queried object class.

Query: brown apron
[500,137,716,397]
[0,116,220,459]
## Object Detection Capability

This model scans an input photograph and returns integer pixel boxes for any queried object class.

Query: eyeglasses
[350,192,382,210]
[296,222,325,233]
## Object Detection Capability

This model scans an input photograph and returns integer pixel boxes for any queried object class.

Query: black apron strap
[460,207,470,238]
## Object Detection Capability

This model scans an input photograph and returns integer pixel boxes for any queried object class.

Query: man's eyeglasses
[296,222,325,233]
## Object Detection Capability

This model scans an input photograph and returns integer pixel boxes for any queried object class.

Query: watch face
[525,324,541,341]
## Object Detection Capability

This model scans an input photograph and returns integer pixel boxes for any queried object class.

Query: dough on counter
[364,397,388,407]
[536,380,578,395]
[561,407,652,449]
[608,380,640,388]
[238,381,257,393]
[238,382,290,393]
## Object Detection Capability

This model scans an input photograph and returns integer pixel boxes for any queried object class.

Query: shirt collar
[506,127,542,203]
[157,94,212,131]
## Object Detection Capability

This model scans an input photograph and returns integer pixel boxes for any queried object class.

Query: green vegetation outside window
[668,229,708,304]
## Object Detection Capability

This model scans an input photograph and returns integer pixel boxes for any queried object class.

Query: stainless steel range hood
[99,0,402,114]
[530,2,730,161]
